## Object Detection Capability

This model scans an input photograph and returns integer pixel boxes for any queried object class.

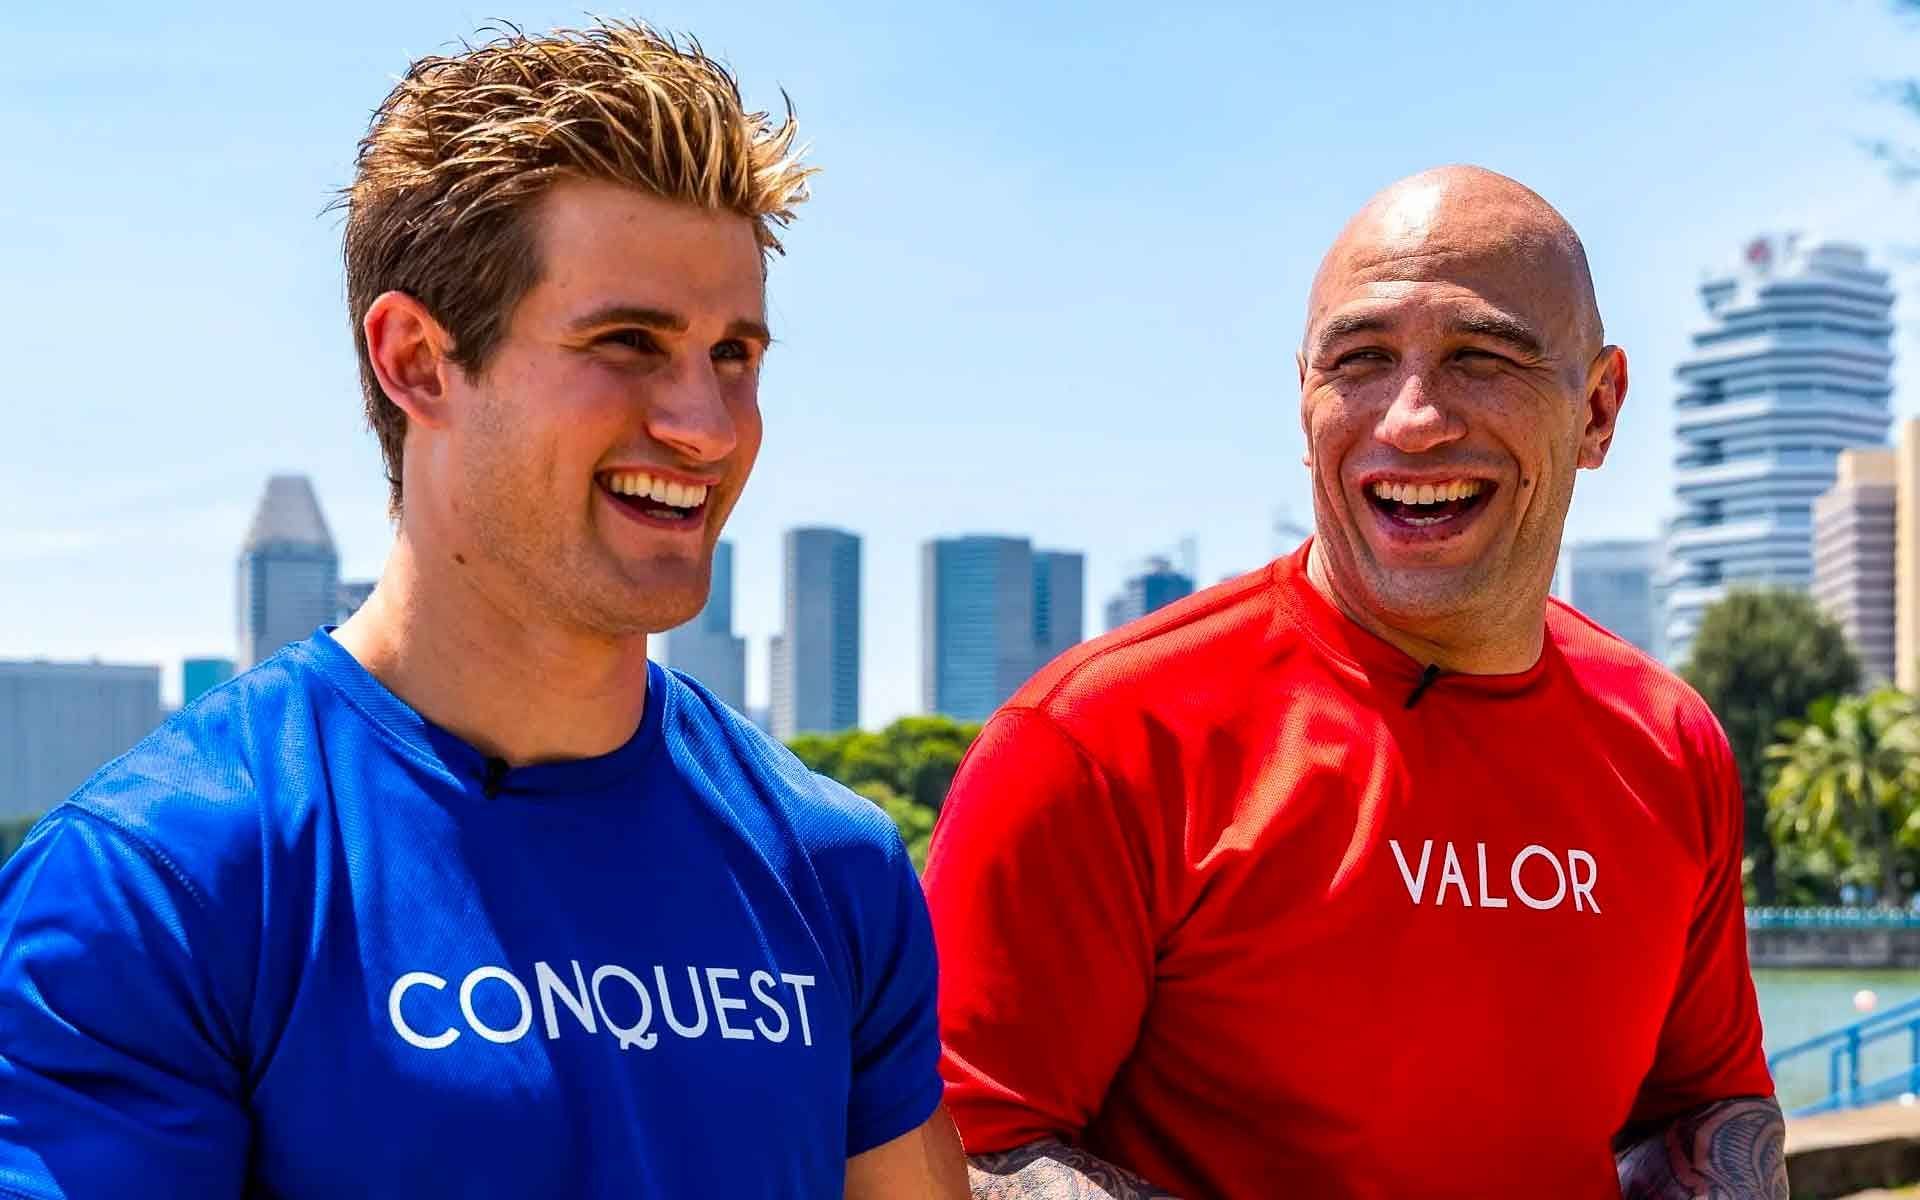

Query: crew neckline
[1275,540,1552,700]
[291,628,667,798]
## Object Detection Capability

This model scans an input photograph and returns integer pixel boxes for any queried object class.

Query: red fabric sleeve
[922,707,1159,1154]
[1628,719,1775,1124]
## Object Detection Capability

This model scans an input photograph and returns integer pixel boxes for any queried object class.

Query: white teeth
[603,471,709,509]
[1371,479,1484,506]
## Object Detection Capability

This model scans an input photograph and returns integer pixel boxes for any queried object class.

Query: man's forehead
[530,180,767,313]
[1310,243,1582,348]
[1320,280,1518,320]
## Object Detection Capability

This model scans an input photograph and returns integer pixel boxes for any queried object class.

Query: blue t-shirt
[0,632,942,1199]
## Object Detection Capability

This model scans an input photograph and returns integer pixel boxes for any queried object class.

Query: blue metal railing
[1768,992,1920,1115]
[1748,907,1920,929]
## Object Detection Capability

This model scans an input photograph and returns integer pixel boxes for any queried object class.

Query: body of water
[1756,968,1920,1111]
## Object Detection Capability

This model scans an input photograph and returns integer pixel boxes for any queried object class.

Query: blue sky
[5,0,1920,721]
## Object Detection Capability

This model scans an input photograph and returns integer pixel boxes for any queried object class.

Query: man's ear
[1577,346,1628,470]
[1297,350,1313,468]
[364,291,459,430]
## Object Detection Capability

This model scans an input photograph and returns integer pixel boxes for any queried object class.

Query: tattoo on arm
[1615,1096,1788,1200]
[967,1139,1181,1199]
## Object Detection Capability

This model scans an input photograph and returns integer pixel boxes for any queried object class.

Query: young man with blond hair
[0,22,963,1198]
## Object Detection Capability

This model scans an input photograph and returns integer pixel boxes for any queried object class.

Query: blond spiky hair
[341,20,813,514]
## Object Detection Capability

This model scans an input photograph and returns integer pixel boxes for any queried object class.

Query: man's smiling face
[1297,169,1628,647]
[428,178,770,637]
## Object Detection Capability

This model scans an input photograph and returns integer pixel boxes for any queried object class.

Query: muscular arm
[967,1140,1181,1199]
[1614,1096,1788,1200]
[845,1108,968,1199]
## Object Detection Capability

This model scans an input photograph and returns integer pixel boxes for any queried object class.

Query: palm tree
[1767,688,1920,908]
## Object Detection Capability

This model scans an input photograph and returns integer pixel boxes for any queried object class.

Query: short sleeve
[844,830,945,1158]
[922,708,1156,1153]
[0,810,250,1199]
[1628,721,1775,1124]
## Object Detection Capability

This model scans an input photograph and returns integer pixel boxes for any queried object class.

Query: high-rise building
[1892,420,1920,691]
[772,529,861,738]
[659,541,748,713]
[336,580,376,624]
[0,660,161,818]
[1561,540,1660,656]
[1813,448,1897,683]
[768,635,789,737]
[1105,558,1195,632]
[1032,549,1085,668]
[181,656,235,705]
[1662,236,1895,666]
[238,475,340,669]
[923,536,1038,721]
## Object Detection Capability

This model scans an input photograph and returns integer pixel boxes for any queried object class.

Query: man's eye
[603,330,661,353]
[1456,347,1510,366]
[712,340,750,363]
[1334,349,1387,368]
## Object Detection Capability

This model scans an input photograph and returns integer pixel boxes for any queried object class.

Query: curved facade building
[1662,236,1894,667]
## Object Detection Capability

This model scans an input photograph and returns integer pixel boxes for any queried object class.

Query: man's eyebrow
[724,317,774,346]
[1309,312,1395,356]
[569,305,773,346]
[570,304,688,334]
[1452,311,1544,357]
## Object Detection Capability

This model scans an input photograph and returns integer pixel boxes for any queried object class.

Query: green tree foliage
[786,716,982,869]
[1683,588,1861,902]
[850,781,938,871]
[1768,689,1920,907]
[0,815,38,865]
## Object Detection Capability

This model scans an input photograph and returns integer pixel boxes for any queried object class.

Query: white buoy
[1856,989,1879,1013]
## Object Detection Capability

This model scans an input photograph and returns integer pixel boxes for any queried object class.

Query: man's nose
[643,358,739,464]
[1375,370,1465,455]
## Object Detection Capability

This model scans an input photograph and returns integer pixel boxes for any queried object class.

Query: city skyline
[8,2,1920,725]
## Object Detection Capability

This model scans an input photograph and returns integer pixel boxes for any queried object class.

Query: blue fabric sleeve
[0,810,249,1200]
[844,835,944,1158]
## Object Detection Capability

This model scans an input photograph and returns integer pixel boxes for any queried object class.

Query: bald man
[926,166,1783,1199]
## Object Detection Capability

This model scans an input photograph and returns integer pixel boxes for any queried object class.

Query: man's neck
[332,535,651,767]
[1304,541,1545,676]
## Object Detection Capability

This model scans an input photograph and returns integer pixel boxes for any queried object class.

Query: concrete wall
[1750,926,1920,969]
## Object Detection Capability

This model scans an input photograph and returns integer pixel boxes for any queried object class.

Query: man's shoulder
[659,671,905,872]
[1547,601,1717,713]
[1545,600,1729,764]
[1013,562,1290,732]
[51,648,335,899]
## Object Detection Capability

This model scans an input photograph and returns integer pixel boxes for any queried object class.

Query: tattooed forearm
[1615,1095,1788,1200]
[967,1139,1181,1199]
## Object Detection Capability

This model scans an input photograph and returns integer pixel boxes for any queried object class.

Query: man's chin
[1354,564,1494,626]
[561,566,710,640]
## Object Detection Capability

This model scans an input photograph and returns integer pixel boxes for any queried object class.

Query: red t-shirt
[924,544,1770,1200]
